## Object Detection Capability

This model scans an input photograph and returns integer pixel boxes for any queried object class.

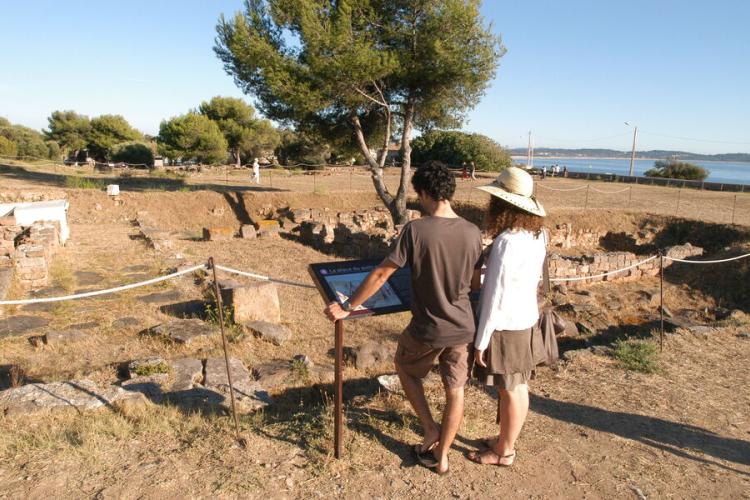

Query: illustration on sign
[309,259,411,318]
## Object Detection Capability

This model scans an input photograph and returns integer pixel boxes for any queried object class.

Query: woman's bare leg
[495,383,529,458]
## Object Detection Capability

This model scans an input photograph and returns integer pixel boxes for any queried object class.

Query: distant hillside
[508,148,750,162]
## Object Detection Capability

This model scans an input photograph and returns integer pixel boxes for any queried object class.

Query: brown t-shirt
[385,216,483,347]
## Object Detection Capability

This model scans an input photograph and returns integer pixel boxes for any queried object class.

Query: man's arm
[324,260,400,321]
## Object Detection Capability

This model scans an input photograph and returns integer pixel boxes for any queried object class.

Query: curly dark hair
[411,161,456,201]
[485,196,545,238]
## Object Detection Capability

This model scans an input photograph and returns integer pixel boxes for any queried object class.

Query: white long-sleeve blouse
[474,229,547,351]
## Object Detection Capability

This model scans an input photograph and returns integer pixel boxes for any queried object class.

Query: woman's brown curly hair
[485,196,545,238]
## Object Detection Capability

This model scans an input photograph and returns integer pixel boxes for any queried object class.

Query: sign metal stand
[308,259,412,458]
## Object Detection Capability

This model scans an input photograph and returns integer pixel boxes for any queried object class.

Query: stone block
[44,329,88,345]
[169,358,204,391]
[203,227,234,241]
[354,340,395,370]
[240,224,257,239]
[145,319,218,344]
[0,379,146,416]
[242,320,292,346]
[256,220,280,238]
[221,281,280,324]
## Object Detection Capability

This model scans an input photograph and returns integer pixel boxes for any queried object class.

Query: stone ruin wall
[547,243,703,287]
[0,217,61,291]
[0,191,65,294]
[282,207,703,285]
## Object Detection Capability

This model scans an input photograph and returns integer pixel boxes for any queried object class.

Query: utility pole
[626,124,638,177]
[527,131,533,169]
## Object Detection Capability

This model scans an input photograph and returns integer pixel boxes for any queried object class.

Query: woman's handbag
[531,252,566,367]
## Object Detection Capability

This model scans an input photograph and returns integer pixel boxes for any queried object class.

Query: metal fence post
[731,194,738,225]
[675,189,681,216]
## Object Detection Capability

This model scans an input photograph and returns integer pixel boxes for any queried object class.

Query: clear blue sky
[1,1,748,154]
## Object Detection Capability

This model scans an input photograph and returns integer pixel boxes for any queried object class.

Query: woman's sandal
[467,448,516,467]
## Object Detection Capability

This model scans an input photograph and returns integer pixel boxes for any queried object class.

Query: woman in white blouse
[468,166,547,467]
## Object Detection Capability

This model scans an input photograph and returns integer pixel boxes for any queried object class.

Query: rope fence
[1,252,747,306]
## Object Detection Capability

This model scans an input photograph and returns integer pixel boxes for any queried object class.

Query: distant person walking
[470,161,477,180]
[540,165,547,180]
[461,161,469,180]
[469,166,547,468]
[252,158,260,184]
[562,165,568,177]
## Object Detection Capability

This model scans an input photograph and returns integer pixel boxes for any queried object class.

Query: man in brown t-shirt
[325,162,482,475]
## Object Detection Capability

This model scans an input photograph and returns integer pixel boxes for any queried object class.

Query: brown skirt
[474,328,534,390]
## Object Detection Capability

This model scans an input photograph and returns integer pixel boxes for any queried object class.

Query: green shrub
[645,160,709,181]
[613,339,661,373]
[412,130,512,172]
[111,141,155,166]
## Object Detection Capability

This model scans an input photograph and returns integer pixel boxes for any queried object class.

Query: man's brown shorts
[394,328,473,389]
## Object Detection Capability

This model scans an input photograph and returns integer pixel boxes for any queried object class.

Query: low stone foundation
[288,207,420,258]
[548,243,704,285]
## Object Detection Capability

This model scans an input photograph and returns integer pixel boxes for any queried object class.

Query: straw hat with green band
[475,166,546,217]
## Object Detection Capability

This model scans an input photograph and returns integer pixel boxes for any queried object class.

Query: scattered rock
[242,321,292,346]
[0,315,50,339]
[736,332,749,339]
[44,329,88,345]
[354,340,395,370]
[74,271,105,286]
[551,296,567,307]
[240,224,257,239]
[211,207,225,217]
[203,227,234,241]
[659,305,673,318]
[203,357,272,414]
[575,321,595,336]
[0,380,145,416]
[221,281,280,324]
[562,349,593,362]
[590,345,613,356]
[112,317,142,329]
[687,325,715,335]
[293,354,314,368]
[138,290,182,304]
[553,284,568,295]
[68,321,99,330]
[377,372,441,395]
[728,309,748,323]
[253,361,294,389]
[256,220,281,238]
[713,307,731,321]
[121,375,168,403]
[144,319,217,344]
[169,358,204,391]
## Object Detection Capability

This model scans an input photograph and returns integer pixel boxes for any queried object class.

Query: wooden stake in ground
[208,256,247,448]
[659,253,665,352]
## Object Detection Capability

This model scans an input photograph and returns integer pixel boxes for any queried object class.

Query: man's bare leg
[432,386,464,473]
[396,364,440,452]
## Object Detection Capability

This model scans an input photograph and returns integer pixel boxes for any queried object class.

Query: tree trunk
[234,148,242,168]
[393,100,415,225]
[350,113,396,215]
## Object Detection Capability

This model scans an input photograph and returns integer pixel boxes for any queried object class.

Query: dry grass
[0,162,748,497]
